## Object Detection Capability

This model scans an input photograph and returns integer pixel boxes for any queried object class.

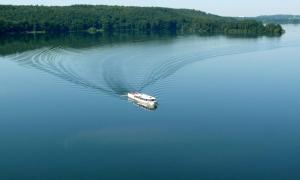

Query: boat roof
[132,92,156,100]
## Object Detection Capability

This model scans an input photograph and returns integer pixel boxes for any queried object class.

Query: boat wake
[4,34,300,102]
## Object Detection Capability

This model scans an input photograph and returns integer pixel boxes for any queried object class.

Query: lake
[1,25,300,180]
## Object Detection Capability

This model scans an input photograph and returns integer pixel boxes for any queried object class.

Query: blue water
[1,25,300,179]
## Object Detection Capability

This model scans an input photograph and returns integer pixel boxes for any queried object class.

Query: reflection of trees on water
[0,32,177,56]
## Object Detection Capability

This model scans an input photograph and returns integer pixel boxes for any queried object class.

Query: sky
[1,0,299,17]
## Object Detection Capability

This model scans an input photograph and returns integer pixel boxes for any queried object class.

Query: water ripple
[4,35,300,103]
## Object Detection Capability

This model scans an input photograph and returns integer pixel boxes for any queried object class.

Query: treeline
[0,5,284,35]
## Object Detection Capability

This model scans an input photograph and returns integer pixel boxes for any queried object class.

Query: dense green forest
[0,5,284,36]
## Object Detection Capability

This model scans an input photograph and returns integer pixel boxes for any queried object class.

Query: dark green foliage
[0,5,284,36]
[264,23,285,34]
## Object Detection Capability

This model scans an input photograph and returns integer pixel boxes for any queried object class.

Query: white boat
[127,92,157,110]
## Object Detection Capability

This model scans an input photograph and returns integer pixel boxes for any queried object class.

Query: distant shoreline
[255,15,300,24]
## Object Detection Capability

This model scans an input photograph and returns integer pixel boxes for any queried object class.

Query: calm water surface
[1,25,300,180]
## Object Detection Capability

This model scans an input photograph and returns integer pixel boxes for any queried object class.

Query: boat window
[136,97,155,102]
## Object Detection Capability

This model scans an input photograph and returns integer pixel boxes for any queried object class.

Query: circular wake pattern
[5,35,300,102]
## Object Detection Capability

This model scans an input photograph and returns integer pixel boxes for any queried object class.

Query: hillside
[0,5,284,35]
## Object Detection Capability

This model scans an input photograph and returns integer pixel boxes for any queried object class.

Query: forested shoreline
[0,5,284,36]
